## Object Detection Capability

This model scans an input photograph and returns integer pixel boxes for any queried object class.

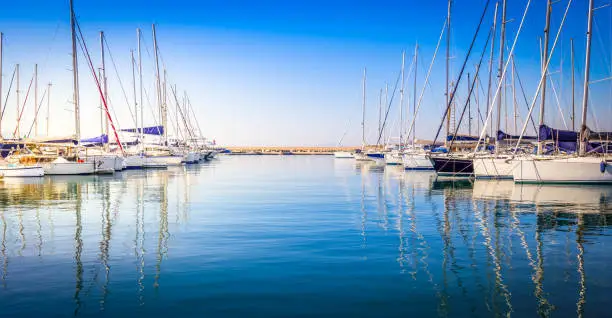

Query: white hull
[513,157,612,184]
[85,156,116,174]
[334,151,354,159]
[385,152,403,165]
[43,162,95,175]
[114,157,125,171]
[473,157,517,179]
[124,155,145,169]
[0,165,45,177]
[148,156,182,166]
[353,153,373,161]
[402,153,434,170]
[183,152,198,164]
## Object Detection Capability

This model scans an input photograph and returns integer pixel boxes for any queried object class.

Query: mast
[579,0,594,156]
[399,50,405,149]
[16,63,19,138]
[152,24,166,146]
[378,88,382,142]
[100,31,109,150]
[537,0,553,155]
[361,67,366,150]
[70,0,81,144]
[34,63,38,136]
[384,82,388,143]
[46,82,51,136]
[468,73,471,136]
[495,0,507,153]
[130,50,137,134]
[412,43,418,146]
[445,0,452,147]
[570,38,575,131]
[485,2,499,139]
[137,28,144,152]
[0,32,3,138]
[511,54,517,134]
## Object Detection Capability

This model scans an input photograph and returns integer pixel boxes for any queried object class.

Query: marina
[1,0,612,316]
[0,155,611,316]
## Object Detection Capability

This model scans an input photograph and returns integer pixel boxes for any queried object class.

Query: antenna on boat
[445,0,452,147]
[137,28,144,153]
[361,67,366,151]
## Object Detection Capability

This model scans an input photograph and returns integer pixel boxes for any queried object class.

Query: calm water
[0,156,611,317]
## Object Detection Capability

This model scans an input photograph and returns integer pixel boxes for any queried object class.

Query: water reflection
[0,157,610,317]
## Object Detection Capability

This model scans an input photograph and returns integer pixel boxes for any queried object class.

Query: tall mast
[0,32,3,139]
[485,2,499,139]
[511,54,517,134]
[152,24,166,145]
[34,63,38,136]
[399,50,405,149]
[445,0,452,147]
[100,31,109,150]
[46,82,51,136]
[570,37,575,131]
[378,88,382,142]
[468,72,471,136]
[579,0,594,156]
[361,67,366,150]
[495,0,507,153]
[130,50,137,132]
[70,0,80,144]
[412,43,418,146]
[137,28,144,152]
[384,82,388,143]
[537,0,553,155]
[16,63,19,138]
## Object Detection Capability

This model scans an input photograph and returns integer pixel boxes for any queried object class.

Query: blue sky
[0,0,611,146]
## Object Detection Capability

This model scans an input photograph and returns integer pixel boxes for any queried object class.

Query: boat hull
[353,153,373,161]
[473,157,516,179]
[333,151,354,159]
[403,153,434,170]
[86,156,116,174]
[513,157,612,184]
[385,153,403,165]
[431,156,474,178]
[42,162,95,175]
[0,166,45,177]
[148,156,183,166]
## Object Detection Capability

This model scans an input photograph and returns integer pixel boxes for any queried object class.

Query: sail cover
[538,125,578,142]
[80,134,109,145]
[446,134,480,142]
[496,130,537,141]
[120,126,164,135]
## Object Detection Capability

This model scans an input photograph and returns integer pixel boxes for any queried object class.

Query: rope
[74,18,124,153]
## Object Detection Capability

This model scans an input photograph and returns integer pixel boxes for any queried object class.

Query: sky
[0,0,611,146]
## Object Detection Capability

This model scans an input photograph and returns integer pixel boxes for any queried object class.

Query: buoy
[601,161,607,174]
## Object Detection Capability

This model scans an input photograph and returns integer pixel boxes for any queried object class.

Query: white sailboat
[354,67,373,162]
[513,0,612,184]
[43,0,95,176]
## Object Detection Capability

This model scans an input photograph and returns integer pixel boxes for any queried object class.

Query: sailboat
[402,43,434,170]
[385,51,406,166]
[513,0,612,184]
[354,68,373,161]
[41,0,94,175]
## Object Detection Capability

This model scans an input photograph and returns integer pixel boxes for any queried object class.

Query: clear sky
[0,0,611,146]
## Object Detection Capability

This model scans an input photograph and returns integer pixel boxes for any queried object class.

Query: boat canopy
[446,134,480,142]
[80,134,108,145]
[120,125,164,135]
[538,125,578,142]
[496,130,537,141]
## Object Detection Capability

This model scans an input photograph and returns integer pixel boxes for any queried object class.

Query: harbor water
[1,155,611,317]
